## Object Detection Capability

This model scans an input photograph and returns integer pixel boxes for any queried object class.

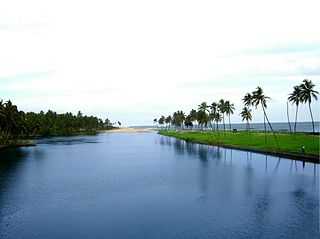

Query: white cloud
[1,0,320,125]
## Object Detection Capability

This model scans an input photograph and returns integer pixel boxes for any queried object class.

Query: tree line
[0,99,115,143]
[154,79,318,134]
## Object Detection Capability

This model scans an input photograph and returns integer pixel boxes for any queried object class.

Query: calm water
[0,132,319,239]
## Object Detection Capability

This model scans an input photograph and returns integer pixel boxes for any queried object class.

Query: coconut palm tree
[184,114,193,129]
[198,102,209,113]
[158,116,165,128]
[197,110,209,130]
[251,87,279,147]
[299,79,319,134]
[218,99,226,131]
[288,85,302,133]
[243,93,253,107]
[189,109,198,129]
[286,101,292,133]
[172,111,185,129]
[165,115,172,129]
[213,111,222,131]
[225,101,235,130]
[240,107,252,130]
[153,118,158,128]
[198,102,209,130]
[209,102,218,130]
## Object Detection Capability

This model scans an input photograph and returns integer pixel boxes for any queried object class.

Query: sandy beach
[105,128,156,133]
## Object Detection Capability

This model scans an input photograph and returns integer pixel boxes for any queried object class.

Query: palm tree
[288,85,302,133]
[225,101,235,130]
[184,114,193,129]
[158,116,165,128]
[240,107,252,130]
[165,115,172,129]
[172,111,185,129]
[189,109,198,129]
[209,102,218,130]
[286,101,292,133]
[198,102,209,113]
[3,100,20,137]
[198,102,209,130]
[213,111,222,130]
[243,93,253,107]
[299,79,319,134]
[153,118,158,128]
[218,99,226,131]
[197,110,209,130]
[251,87,279,147]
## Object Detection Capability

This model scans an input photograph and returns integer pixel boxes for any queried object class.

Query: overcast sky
[1,0,320,125]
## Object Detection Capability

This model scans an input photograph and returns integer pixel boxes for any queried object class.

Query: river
[0,132,319,239]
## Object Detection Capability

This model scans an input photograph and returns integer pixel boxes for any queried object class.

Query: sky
[1,0,320,126]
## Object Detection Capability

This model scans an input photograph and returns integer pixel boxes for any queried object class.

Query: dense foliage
[0,100,114,143]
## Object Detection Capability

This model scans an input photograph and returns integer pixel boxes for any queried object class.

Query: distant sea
[133,121,320,133]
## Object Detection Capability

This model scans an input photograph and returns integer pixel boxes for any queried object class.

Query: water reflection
[0,133,319,239]
[0,148,30,220]
[158,136,319,177]
[158,136,223,161]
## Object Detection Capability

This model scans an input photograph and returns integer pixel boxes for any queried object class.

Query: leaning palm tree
[225,101,235,130]
[286,101,292,133]
[251,87,279,147]
[299,79,319,134]
[240,107,252,130]
[288,85,302,133]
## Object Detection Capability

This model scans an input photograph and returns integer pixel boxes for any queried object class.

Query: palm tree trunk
[228,114,231,131]
[294,104,298,133]
[308,102,315,134]
[264,115,266,144]
[262,106,279,148]
[223,114,225,131]
[286,101,292,133]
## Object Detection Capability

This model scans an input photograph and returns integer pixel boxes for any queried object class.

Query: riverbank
[159,130,319,163]
[0,139,36,151]
[0,128,118,151]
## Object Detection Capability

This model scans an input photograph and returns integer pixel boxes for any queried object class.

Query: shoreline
[0,140,36,151]
[103,128,156,133]
[159,130,319,163]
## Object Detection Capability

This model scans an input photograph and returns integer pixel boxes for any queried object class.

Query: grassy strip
[159,130,319,161]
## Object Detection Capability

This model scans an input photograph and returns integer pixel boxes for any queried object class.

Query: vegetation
[159,130,319,160]
[288,79,318,134]
[155,79,319,159]
[154,79,318,135]
[0,99,115,145]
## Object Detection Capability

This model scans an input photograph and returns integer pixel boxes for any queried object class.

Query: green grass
[159,130,319,160]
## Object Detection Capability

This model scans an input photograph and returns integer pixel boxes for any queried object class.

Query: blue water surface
[0,132,319,239]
